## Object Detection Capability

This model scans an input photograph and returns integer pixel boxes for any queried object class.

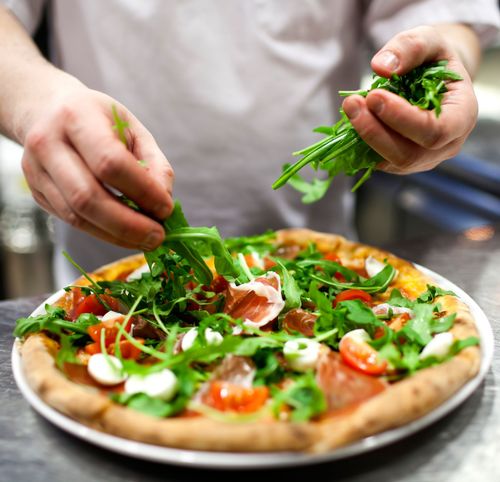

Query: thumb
[371,26,448,77]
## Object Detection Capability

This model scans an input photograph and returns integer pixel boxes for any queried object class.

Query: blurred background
[0,20,499,300]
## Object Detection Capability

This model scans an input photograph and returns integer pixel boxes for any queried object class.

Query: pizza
[14,225,481,454]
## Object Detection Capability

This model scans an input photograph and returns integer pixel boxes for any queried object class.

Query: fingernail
[155,204,170,220]
[344,100,361,120]
[371,97,384,115]
[376,50,400,72]
[142,230,163,251]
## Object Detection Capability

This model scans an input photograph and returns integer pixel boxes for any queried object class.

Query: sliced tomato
[339,336,387,376]
[87,316,133,346]
[84,342,101,355]
[334,289,372,306]
[85,338,143,360]
[108,339,144,360]
[204,381,269,413]
[71,292,120,320]
[316,351,386,412]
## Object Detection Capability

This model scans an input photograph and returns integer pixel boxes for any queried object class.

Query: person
[0,0,498,287]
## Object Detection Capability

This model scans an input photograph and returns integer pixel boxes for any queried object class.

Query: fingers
[371,26,449,77]
[363,87,476,150]
[126,112,175,199]
[23,131,166,251]
[342,94,462,174]
[64,102,173,221]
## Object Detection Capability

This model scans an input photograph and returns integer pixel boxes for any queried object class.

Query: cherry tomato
[339,336,387,376]
[334,289,372,306]
[84,342,101,355]
[204,381,269,413]
[84,338,143,360]
[87,315,133,345]
[108,339,144,360]
[71,292,120,320]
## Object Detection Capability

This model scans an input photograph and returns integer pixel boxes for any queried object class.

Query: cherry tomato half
[339,336,387,376]
[334,289,373,306]
[204,381,269,413]
[71,292,120,320]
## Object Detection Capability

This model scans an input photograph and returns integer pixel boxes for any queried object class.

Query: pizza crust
[18,229,481,453]
[21,334,317,452]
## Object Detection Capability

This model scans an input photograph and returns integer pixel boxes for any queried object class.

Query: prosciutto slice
[223,272,285,328]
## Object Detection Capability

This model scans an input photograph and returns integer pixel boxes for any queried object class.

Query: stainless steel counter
[1,224,499,481]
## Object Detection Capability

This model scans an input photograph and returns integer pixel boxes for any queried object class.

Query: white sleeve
[364,0,500,49]
[1,0,47,35]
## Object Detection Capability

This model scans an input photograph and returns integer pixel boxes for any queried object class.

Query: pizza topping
[339,329,388,376]
[203,381,269,413]
[334,289,372,306]
[181,327,224,351]
[87,311,133,348]
[419,332,455,360]
[70,292,122,321]
[316,351,387,412]
[223,271,285,328]
[126,263,150,281]
[283,338,322,372]
[124,369,178,401]
[13,212,480,426]
[372,303,413,318]
[364,256,387,278]
[87,353,126,386]
[211,355,256,387]
[282,308,317,337]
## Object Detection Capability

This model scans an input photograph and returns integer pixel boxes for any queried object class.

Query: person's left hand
[342,25,478,174]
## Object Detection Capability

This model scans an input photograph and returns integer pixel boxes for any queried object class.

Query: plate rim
[11,264,494,469]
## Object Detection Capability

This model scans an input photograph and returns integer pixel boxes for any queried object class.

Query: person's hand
[342,25,478,175]
[21,88,174,251]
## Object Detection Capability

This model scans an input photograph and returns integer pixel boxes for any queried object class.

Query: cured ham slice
[282,309,317,337]
[223,272,285,328]
[316,351,387,413]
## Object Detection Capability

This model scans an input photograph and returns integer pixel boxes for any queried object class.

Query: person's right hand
[21,88,174,251]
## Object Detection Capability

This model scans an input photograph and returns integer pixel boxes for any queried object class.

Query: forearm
[433,24,482,78]
[0,6,83,143]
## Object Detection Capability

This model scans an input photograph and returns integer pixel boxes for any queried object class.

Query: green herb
[276,259,302,311]
[272,61,463,201]
[310,263,396,294]
[14,305,98,338]
[271,372,327,422]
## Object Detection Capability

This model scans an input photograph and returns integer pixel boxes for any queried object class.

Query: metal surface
[1,225,499,480]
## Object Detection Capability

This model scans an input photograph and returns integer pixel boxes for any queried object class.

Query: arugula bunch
[272,60,462,202]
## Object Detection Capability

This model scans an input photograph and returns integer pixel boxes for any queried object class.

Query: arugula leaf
[311,263,396,294]
[224,231,276,253]
[273,61,463,198]
[253,348,286,386]
[417,285,456,303]
[283,164,334,204]
[276,259,302,311]
[14,306,98,338]
[271,372,327,422]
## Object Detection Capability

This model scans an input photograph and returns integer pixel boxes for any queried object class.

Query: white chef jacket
[2,0,499,287]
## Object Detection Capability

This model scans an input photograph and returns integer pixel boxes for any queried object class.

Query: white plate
[11,265,493,469]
